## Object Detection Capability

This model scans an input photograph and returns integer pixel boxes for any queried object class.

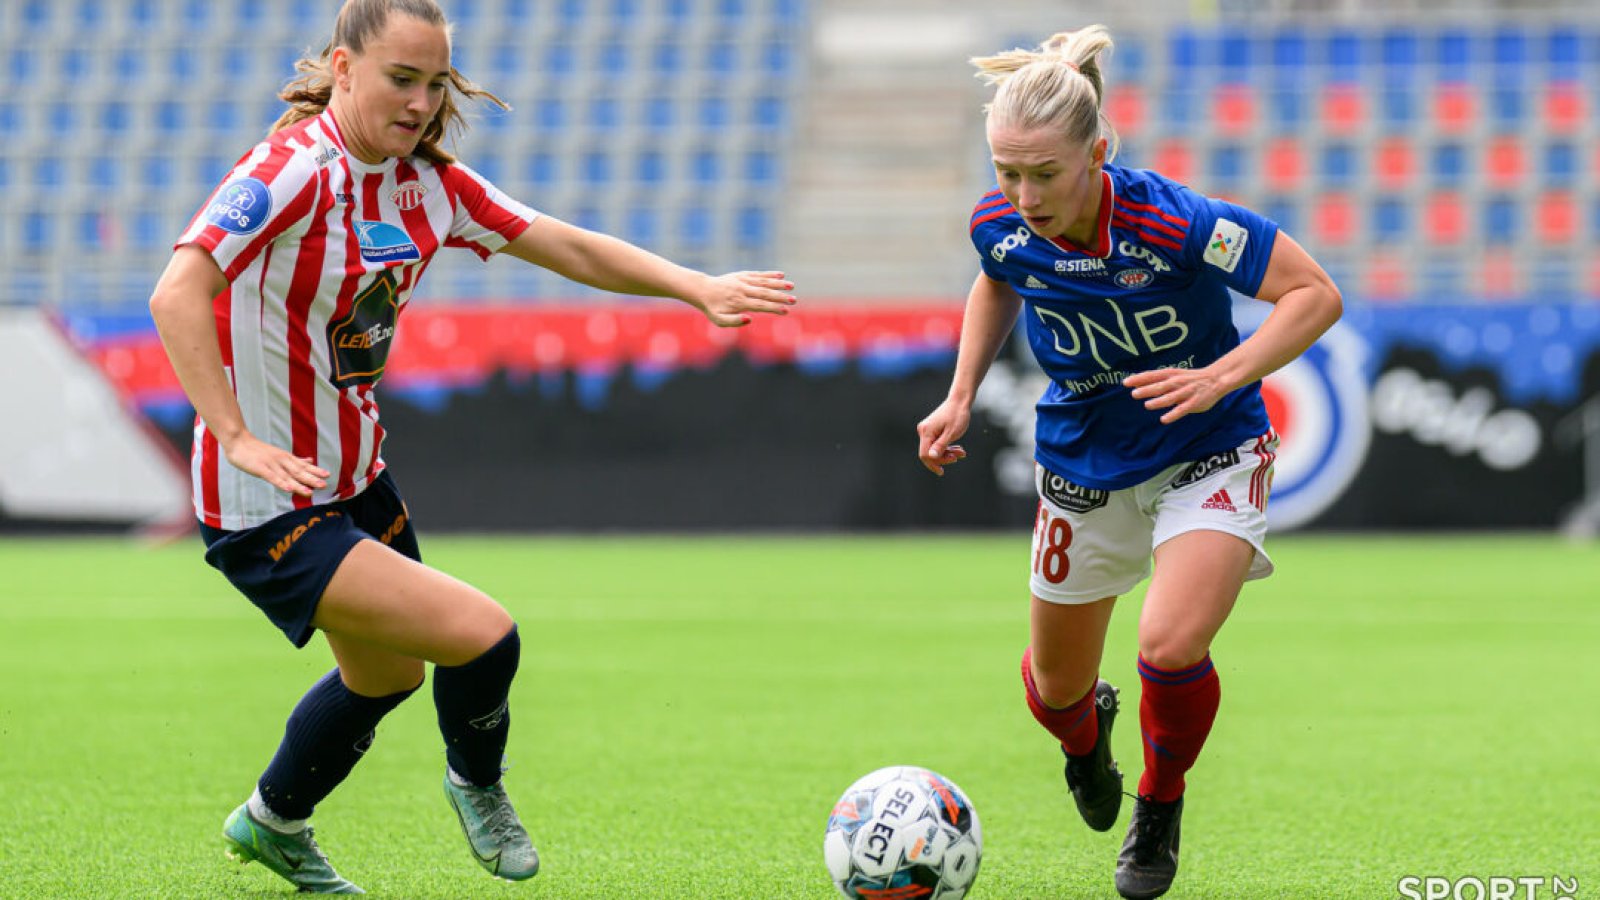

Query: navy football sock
[434,625,521,788]
[258,668,418,820]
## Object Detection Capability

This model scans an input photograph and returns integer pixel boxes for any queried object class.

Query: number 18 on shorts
[1028,433,1279,605]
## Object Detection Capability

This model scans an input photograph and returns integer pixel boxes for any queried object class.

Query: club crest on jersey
[390,180,427,211]
[1041,470,1108,513]
[205,177,271,236]
[1114,269,1154,289]
[355,220,421,264]
[991,226,1030,262]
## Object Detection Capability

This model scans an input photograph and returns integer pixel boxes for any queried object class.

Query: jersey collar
[1044,169,1115,259]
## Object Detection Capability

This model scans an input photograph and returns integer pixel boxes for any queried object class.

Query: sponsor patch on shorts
[1171,449,1241,488]
[1041,470,1108,513]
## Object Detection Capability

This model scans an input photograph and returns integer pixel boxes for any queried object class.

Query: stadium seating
[0,8,1594,307]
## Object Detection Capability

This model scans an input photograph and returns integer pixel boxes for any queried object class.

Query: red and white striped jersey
[176,108,537,529]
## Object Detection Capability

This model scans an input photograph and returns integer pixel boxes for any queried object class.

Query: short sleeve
[175,142,321,282]
[1181,196,1280,297]
[440,162,539,260]
[971,225,1009,282]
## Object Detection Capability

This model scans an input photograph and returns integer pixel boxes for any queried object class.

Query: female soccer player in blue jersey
[916,24,1342,900]
[148,0,794,892]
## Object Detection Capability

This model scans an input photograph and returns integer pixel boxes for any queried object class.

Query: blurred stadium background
[1,0,1599,535]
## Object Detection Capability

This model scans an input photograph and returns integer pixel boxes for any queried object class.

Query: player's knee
[1137,633,1208,671]
[1030,657,1097,708]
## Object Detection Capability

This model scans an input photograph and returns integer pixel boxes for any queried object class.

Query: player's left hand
[1123,366,1229,425]
[694,271,796,327]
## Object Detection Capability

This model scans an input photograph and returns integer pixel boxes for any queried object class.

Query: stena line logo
[206,177,272,236]
[991,226,1030,262]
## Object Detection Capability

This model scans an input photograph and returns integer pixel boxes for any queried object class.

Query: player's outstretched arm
[1125,230,1342,425]
[501,215,796,327]
[148,246,329,496]
[918,273,1024,475]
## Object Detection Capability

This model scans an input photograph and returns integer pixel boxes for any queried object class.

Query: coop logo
[1040,470,1108,513]
[1115,268,1154,289]
[355,220,420,264]
[205,177,272,236]
[1057,257,1108,276]
[390,180,427,210]
[1236,305,1370,530]
[1396,874,1578,900]
[1117,240,1171,273]
[991,226,1030,262]
[1204,218,1248,273]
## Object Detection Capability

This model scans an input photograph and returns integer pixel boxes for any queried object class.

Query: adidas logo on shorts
[1201,489,1236,513]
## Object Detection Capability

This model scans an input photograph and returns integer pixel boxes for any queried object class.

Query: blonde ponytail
[972,25,1119,160]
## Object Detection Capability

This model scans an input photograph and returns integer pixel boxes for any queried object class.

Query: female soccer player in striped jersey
[916,25,1341,900]
[148,0,795,892]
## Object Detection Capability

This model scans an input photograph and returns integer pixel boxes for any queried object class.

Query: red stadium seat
[1484,136,1526,189]
[1542,82,1584,134]
[1363,251,1412,301]
[1318,85,1365,135]
[1536,191,1577,243]
[1433,84,1477,133]
[1105,84,1147,137]
[1476,251,1522,300]
[1211,84,1257,136]
[1312,193,1354,246]
[1374,136,1415,190]
[1263,138,1304,190]
[1424,192,1466,245]
[1150,139,1193,184]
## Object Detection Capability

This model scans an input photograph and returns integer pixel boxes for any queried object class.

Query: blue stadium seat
[715,0,747,25]
[1431,143,1467,186]
[641,95,676,132]
[634,148,666,184]
[60,48,92,82]
[691,148,721,184]
[1379,88,1415,128]
[572,205,605,233]
[679,205,713,248]
[0,157,9,191]
[761,37,795,77]
[78,211,104,251]
[142,157,174,190]
[1168,28,1205,78]
[1270,28,1309,76]
[1484,197,1517,241]
[113,47,145,83]
[1208,144,1245,184]
[1161,87,1199,128]
[32,157,64,188]
[48,102,76,137]
[503,0,535,26]
[87,156,119,190]
[587,96,622,132]
[737,204,770,247]
[750,94,787,129]
[99,101,132,136]
[1491,26,1527,74]
[557,0,586,28]
[706,40,741,75]
[1435,29,1474,82]
[156,101,187,136]
[773,0,805,25]
[1544,142,1577,185]
[1266,89,1306,127]
[76,0,105,29]
[650,40,683,76]
[1115,32,1149,83]
[21,0,51,30]
[1324,29,1362,84]
[131,209,167,251]
[0,103,23,139]
[22,210,53,255]
[1372,198,1407,240]
[1489,86,1525,126]
[625,204,660,246]
[1379,27,1420,77]
[536,97,567,131]
[182,0,211,29]
[127,0,159,30]
[1546,26,1582,81]
[697,95,731,131]
[744,149,778,185]
[1319,143,1357,186]
[596,38,631,78]
[580,148,611,185]
[9,48,39,88]
[195,155,231,187]
[1217,27,1254,84]
[542,42,577,79]
[525,149,561,187]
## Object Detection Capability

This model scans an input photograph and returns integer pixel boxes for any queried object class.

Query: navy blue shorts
[199,470,421,648]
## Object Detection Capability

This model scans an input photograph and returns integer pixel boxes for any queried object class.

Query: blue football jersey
[969,163,1276,490]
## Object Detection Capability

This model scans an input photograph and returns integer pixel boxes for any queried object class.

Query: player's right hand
[222,432,330,497]
[916,400,971,477]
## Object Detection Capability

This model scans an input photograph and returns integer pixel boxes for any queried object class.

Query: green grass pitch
[1,534,1595,898]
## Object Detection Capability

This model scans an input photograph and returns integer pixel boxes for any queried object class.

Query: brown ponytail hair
[271,0,507,166]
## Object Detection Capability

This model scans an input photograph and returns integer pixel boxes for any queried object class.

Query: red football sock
[1021,646,1099,756]
[1136,653,1221,803]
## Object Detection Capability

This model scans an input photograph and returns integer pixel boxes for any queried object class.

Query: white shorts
[1029,432,1279,605]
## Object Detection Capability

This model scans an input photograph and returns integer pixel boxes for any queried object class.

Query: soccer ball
[823,766,982,900]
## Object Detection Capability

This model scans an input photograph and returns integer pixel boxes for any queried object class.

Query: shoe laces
[1129,795,1177,860]
[467,785,524,845]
